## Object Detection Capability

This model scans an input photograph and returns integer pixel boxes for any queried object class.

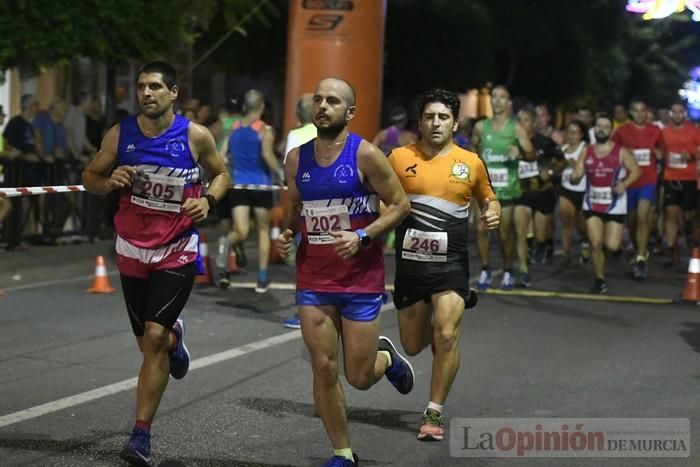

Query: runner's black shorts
[229,188,273,209]
[120,262,197,336]
[559,187,585,210]
[515,189,556,214]
[583,210,626,225]
[217,188,234,220]
[663,180,697,210]
[393,271,471,310]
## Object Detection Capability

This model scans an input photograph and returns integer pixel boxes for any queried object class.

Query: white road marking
[2,272,119,293]
[228,281,397,292]
[0,302,397,429]
[0,330,301,429]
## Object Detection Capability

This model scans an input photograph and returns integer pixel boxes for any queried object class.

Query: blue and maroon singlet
[114,114,203,278]
[295,133,384,293]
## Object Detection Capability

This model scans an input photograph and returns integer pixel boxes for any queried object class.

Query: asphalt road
[0,231,698,467]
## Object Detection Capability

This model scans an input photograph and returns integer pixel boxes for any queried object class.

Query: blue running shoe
[475,269,492,291]
[283,315,301,329]
[500,271,515,291]
[119,427,151,467]
[378,336,414,395]
[322,453,358,467]
[169,318,190,380]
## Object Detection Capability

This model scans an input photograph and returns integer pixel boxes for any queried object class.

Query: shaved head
[296,93,314,123]
[312,77,358,139]
[243,89,265,114]
[317,77,356,106]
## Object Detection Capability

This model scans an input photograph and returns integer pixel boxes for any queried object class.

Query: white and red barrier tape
[0,185,85,197]
[0,184,287,197]
[229,183,287,191]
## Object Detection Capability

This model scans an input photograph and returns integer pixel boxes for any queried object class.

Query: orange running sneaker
[417,408,444,441]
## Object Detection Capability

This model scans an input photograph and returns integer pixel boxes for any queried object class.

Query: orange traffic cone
[87,255,115,293]
[195,232,214,286]
[683,247,700,302]
[227,247,242,274]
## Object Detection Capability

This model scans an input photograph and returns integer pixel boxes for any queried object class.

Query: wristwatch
[204,194,217,211]
[355,229,371,248]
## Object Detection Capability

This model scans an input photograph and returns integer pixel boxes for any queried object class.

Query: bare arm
[357,140,410,240]
[281,147,302,234]
[331,141,409,259]
[261,126,283,180]
[471,120,483,153]
[617,147,641,192]
[693,129,700,159]
[399,130,417,146]
[276,147,302,259]
[33,127,46,159]
[372,129,387,147]
[81,124,135,194]
[551,129,565,146]
[569,146,587,185]
[183,122,230,223]
[545,145,567,178]
[220,135,230,164]
[473,158,501,230]
[65,130,78,158]
[515,122,536,161]
[189,122,229,201]
[83,129,98,154]
[208,119,222,142]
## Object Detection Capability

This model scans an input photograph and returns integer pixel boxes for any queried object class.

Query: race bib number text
[633,149,651,167]
[304,205,351,244]
[668,152,687,169]
[131,173,185,213]
[401,228,448,262]
[518,161,539,179]
[488,167,509,188]
[590,186,613,205]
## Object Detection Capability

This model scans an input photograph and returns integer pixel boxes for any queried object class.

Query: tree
[0,0,278,73]
[383,0,699,109]
[0,0,278,121]
[188,0,283,78]
[0,0,193,72]
[593,14,700,108]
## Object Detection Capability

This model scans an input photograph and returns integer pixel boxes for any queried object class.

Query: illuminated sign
[626,0,700,21]
[680,67,700,120]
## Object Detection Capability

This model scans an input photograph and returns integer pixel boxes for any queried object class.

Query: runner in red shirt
[661,102,700,263]
[612,97,663,280]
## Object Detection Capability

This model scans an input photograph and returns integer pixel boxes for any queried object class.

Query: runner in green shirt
[471,85,535,290]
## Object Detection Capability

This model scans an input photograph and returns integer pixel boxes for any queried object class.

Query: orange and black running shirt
[388,144,495,277]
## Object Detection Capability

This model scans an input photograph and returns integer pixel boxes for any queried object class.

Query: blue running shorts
[296,290,387,322]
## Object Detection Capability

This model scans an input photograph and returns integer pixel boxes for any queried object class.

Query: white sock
[378,350,392,368]
[427,401,443,413]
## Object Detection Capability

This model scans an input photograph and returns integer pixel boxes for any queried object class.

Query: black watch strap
[204,194,217,210]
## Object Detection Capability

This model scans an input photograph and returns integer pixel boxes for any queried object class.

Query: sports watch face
[360,234,371,247]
